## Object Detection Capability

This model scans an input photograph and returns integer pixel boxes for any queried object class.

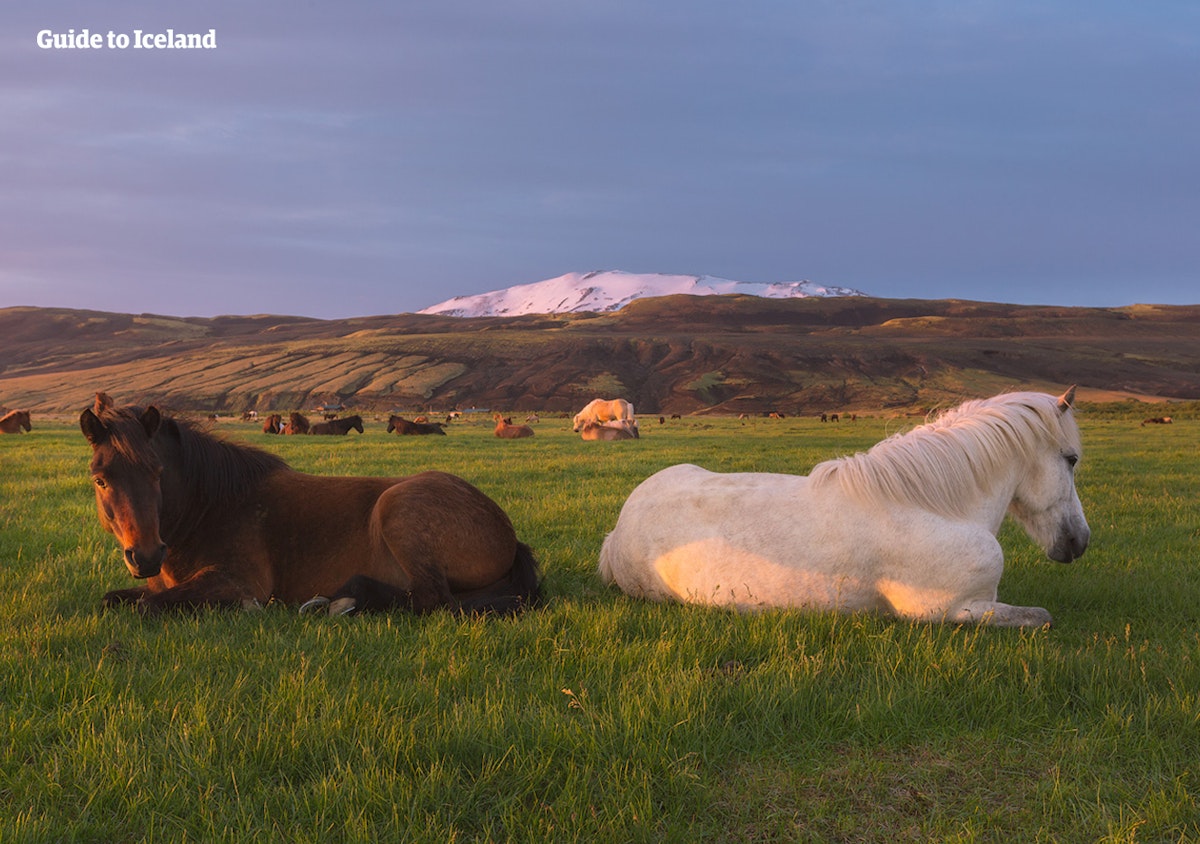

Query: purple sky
[4,2,1199,318]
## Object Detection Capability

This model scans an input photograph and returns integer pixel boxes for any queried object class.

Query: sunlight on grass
[1,412,1197,841]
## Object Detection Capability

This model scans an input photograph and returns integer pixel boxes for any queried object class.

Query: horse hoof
[328,597,357,616]
[298,596,330,615]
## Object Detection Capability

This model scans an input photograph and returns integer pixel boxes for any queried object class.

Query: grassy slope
[1,411,1197,842]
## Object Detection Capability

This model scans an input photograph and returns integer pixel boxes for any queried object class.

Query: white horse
[598,388,1089,627]
[573,398,635,432]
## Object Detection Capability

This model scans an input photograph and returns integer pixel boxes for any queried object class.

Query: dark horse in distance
[387,415,446,435]
[1,409,31,433]
[309,414,364,435]
[80,393,541,616]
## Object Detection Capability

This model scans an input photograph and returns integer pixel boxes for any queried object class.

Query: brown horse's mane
[99,404,287,527]
[94,404,161,465]
[160,414,288,500]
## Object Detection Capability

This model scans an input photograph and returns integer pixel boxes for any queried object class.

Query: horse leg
[304,574,416,616]
[895,530,1051,627]
[301,544,541,617]
[124,568,259,616]
[102,586,151,608]
[454,542,542,615]
[369,478,493,614]
[948,600,1054,628]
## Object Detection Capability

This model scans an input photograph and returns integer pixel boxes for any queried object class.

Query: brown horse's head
[80,392,168,579]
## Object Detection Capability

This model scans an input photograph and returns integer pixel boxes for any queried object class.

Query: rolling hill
[1,296,1198,416]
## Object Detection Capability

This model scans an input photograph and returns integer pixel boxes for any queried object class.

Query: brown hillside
[1,297,1198,415]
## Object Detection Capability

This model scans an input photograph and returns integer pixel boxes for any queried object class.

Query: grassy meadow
[1,408,1198,842]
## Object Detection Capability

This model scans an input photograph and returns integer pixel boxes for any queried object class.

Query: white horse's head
[1005,387,1091,562]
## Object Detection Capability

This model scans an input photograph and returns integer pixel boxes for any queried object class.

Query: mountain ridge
[418,270,866,317]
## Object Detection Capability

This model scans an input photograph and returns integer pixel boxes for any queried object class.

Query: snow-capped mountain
[418,271,867,318]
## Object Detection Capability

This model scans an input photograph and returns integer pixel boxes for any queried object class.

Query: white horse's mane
[809,392,1080,517]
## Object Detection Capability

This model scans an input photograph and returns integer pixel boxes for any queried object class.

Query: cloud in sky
[3,1,1198,317]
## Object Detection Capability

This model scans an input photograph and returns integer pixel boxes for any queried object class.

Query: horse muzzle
[1048,524,1090,563]
[124,544,168,578]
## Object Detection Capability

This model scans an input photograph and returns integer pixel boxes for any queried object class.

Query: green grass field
[1,411,1197,842]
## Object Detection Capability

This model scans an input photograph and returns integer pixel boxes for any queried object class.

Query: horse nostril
[124,544,167,577]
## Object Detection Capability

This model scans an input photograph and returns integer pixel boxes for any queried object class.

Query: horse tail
[457,541,543,616]
[508,541,543,607]
[597,531,619,584]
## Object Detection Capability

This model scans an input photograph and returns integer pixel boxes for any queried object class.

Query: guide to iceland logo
[37,28,218,50]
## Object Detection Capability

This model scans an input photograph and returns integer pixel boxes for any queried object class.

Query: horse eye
[1064,454,1079,468]
[93,476,107,489]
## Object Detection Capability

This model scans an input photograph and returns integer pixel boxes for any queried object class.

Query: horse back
[599,462,1004,614]
[258,469,518,602]
[599,464,831,604]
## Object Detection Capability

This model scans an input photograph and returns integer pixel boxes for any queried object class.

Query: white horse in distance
[599,388,1089,627]
[573,398,635,432]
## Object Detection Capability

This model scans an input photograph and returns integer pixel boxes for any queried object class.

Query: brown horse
[388,415,447,436]
[282,412,310,435]
[579,420,637,441]
[494,414,535,439]
[0,409,31,433]
[309,415,364,435]
[80,393,541,616]
[262,413,283,434]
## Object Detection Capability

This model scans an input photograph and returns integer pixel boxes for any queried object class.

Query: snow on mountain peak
[417,271,867,317]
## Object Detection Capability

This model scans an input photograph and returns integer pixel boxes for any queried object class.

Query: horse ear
[1057,385,1077,413]
[140,406,162,438]
[94,392,114,414]
[80,408,108,445]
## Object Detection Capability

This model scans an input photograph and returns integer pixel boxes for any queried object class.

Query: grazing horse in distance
[283,412,310,435]
[580,420,637,441]
[1141,416,1173,426]
[494,414,535,439]
[387,415,446,435]
[310,415,364,435]
[262,414,283,434]
[600,388,1089,628]
[0,409,31,433]
[573,398,635,432]
[79,393,541,616]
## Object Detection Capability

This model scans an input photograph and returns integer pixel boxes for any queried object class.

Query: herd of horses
[254,401,643,442]
[260,411,364,435]
[6,386,1177,627]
